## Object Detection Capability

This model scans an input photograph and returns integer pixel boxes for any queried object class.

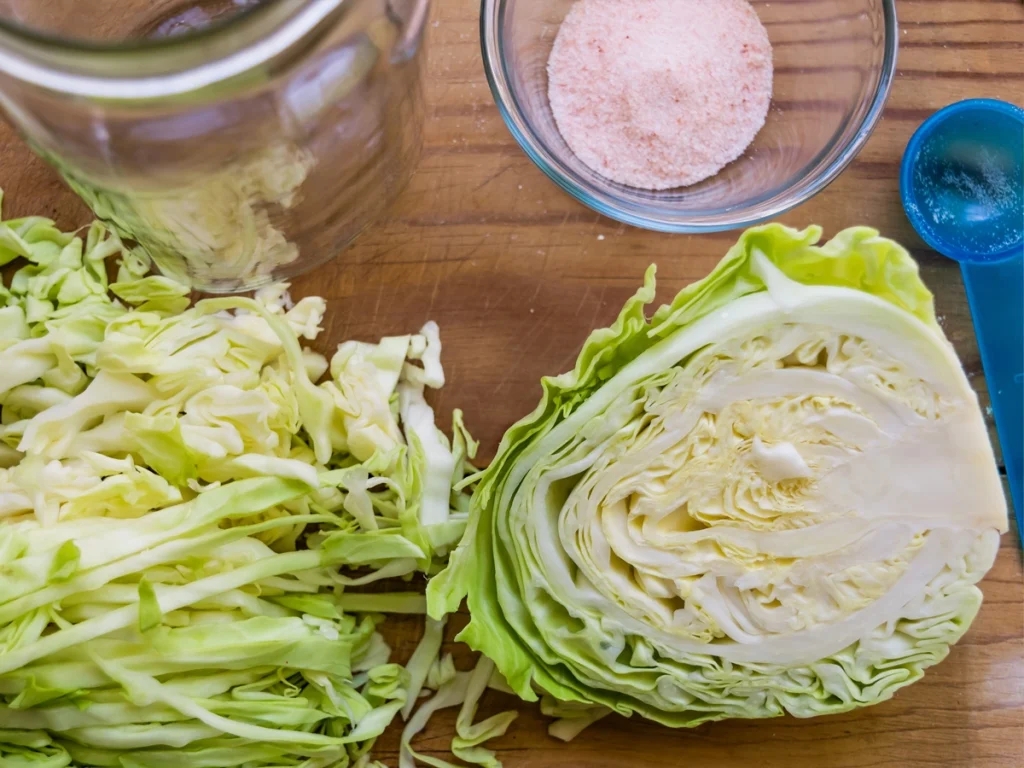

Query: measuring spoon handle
[961,255,1023,541]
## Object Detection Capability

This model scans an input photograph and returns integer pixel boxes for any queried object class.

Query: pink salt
[547,0,773,191]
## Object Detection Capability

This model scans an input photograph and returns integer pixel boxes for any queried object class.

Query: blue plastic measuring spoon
[900,98,1024,543]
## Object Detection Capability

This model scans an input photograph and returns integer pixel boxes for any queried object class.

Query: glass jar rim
[0,0,348,99]
[0,1,265,52]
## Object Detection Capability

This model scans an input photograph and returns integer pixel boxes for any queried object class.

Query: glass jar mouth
[0,0,349,98]
[0,1,265,52]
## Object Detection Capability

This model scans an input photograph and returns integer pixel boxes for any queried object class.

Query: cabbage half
[429,225,1008,726]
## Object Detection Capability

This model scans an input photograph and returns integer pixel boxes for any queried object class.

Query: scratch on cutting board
[370,282,384,325]
[426,272,442,317]
[586,287,608,331]
[552,341,583,373]
[419,242,433,283]
[472,161,516,194]
[525,249,553,303]
[494,310,556,393]
[573,286,592,317]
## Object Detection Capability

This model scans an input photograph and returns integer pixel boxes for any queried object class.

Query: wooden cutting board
[0,0,1020,765]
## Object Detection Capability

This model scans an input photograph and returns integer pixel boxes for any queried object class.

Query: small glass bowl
[482,0,898,232]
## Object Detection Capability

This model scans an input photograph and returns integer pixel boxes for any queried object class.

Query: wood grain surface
[0,0,1021,766]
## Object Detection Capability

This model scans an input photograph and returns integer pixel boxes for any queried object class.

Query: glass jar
[0,0,429,291]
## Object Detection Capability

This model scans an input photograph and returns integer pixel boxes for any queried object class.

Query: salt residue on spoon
[547,0,773,191]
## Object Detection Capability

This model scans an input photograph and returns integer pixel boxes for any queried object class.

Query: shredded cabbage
[398,643,518,768]
[0,191,480,767]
